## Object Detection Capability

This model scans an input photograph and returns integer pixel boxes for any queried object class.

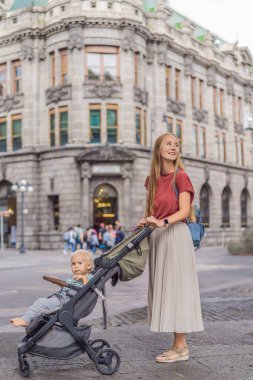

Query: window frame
[12,60,21,94]
[49,52,55,87]
[0,116,7,152]
[106,104,118,144]
[175,68,181,101]
[11,114,22,151]
[85,46,120,81]
[49,109,56,147]
[0,63,7,97]
[89,103,101,144]
[59,106,68,146]
[135,107,142,145]
[165,65,171,98]
[60,49,68,85]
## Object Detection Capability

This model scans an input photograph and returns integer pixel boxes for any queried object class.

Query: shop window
[85,46,119,81]
[93,183,118,227]
[59,107,68,146]
[12,115,22,151]
[0,117,7,152]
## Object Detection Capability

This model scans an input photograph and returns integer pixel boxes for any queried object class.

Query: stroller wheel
[94,348,120,375]
[19,356,33,378]
[89,339,110,352]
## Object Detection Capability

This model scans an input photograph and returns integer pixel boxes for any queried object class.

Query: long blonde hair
[145,133,196,222]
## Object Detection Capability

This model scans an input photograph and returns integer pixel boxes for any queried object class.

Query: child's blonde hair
[71,249,94,271]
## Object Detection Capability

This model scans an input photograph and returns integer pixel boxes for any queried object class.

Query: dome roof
[10,0,48,11]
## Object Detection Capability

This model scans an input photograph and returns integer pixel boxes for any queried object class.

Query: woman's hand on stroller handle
[137,218,149,227]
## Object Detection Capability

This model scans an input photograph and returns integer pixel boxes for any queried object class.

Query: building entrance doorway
[93,184,118,228]
[0,180,17,246]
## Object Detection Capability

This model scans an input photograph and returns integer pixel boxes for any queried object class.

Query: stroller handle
[43,275,67,287]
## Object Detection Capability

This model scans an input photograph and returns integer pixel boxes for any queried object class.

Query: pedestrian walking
[115,225,125,245]
[88,231,99,253]
[102,224,115,251]
[73,224,84,250]
[138,132,204,363]
[63,227,75,255]
[10,250,94,327]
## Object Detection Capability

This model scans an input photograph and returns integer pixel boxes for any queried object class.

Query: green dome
[10,0,48,11]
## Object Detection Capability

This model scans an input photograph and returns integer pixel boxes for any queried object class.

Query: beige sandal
[156,346,189,363]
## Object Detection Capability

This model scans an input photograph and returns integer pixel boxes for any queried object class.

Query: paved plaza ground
[0,245,253,379]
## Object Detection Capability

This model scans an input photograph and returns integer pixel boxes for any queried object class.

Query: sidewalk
[0,247,253,379]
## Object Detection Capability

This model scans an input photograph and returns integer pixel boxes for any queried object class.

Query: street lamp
[11,180,33,254]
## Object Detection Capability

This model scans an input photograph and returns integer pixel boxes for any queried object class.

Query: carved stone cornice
[19,39,34,61]
[193,108,208,123]
[133,87,148,106]
[76,146,136,163]
[83,81,122,100]
[244,85,252,103]
[0,93,24,113]
[215,115,228,129]
[226,75,235,95]
[234,122,244,135]
[157,42,168,65]
[184,53,195,77]
[206,65,217,87]
[68,26,83,50]
[46,84,72,105]
[121,28,136,52]
[167,97,185,117]
[146,42,155,64]
[81,162,92,179]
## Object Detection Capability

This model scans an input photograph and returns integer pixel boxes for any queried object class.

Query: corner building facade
[0,0,253,248]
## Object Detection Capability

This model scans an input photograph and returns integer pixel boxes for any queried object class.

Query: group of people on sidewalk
[63,221,125,255]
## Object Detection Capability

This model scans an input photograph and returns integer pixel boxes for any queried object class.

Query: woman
[138,133,204,363]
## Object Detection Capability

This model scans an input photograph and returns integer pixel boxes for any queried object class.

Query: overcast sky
[169,0,253,54]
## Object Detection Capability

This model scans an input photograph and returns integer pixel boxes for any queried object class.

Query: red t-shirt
[145,169,194,219]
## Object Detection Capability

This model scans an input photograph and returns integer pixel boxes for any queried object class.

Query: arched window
[221,187,230,227]
[93,183,118,227]
[200,184,210,227]
[241,189,248,227]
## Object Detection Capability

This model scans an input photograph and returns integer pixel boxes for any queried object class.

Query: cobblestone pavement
[1,246,253,379]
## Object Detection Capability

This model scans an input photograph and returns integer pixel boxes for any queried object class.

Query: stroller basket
[17,226,153,377]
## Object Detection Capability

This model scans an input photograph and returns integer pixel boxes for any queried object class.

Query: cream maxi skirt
[148,222,204,333]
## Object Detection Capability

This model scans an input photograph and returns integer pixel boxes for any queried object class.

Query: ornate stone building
[0,0,252,248]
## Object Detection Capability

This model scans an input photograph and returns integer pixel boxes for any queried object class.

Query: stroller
[17,226,152,377]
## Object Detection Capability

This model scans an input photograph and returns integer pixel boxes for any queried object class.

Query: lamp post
[11,180,33,254]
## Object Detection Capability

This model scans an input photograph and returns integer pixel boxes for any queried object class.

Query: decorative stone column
[81,162,91,226]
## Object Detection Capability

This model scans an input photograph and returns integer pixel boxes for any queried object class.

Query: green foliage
[228,228,253,255]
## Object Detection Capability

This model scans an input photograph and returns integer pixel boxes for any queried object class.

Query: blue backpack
[174,186,205,250]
